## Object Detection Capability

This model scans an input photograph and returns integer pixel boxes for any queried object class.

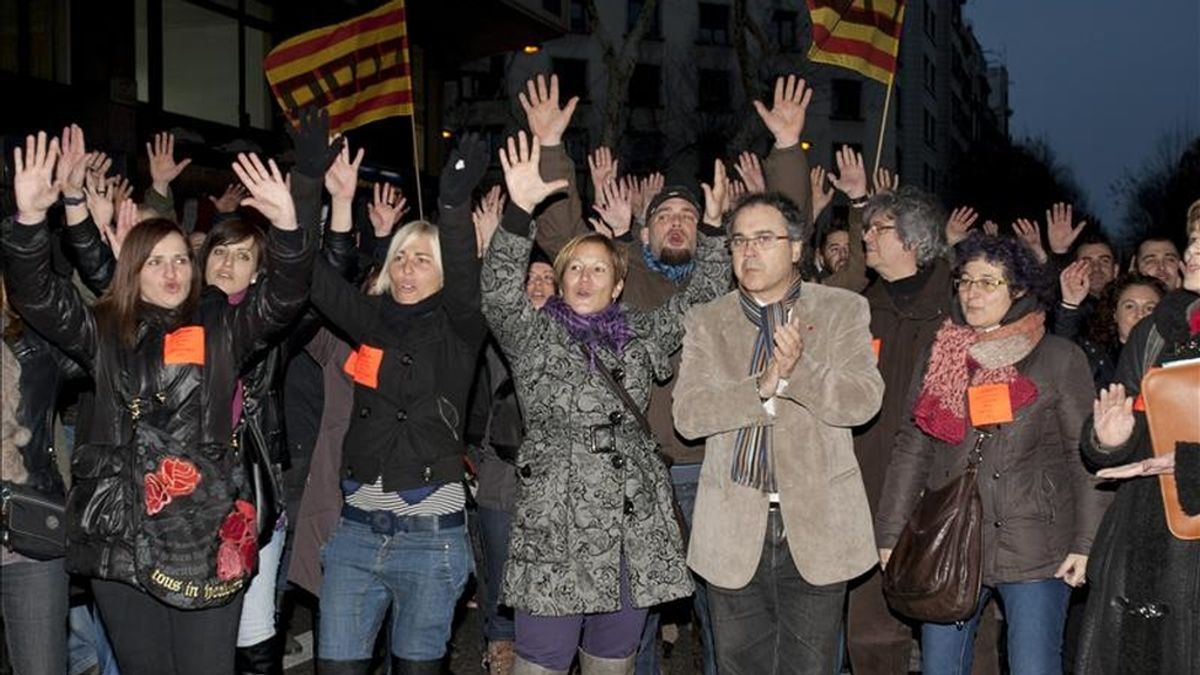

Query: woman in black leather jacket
[3,132,316,675]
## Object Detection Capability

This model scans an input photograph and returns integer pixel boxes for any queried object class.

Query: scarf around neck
[641,244,694,284]
[730,275,803,492]
[541,295,633,369]
[913,310,1045,444]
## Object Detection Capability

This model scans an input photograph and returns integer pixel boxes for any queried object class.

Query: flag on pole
[806,0,906,84]
[264,0,413,135]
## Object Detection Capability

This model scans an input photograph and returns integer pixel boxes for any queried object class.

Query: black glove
[438,132,488,208]
[287,107,344,178]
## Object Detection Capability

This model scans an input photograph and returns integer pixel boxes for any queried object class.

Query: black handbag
[0,482,66,560]
[236,418,282,547]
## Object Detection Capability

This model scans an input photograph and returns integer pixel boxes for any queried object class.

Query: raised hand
[368,182,409,239]
[82,152,114,228]
[945,206,979,245]
[810,166,834,222]
[286,107,343,178]
[828,145,868,200]
[324,144,365,203]
[588,146,619,199]
[56,124,89,199]
[982,220,1000,237]
[872,166,899,195]
[700,159,730,226]
[13,131,62,224]
[147,131,192,195]
[439,132,489,207]
[753,75,813,149]
[592,178,633,239]
[231,153,297,230]
[108,198,138,259]
[1046,202,1086,254]
[1093,384,1135,448]
[209,183,250,214]
[727,179,748,212]
[1059,260,1090,307]
[499,131,569,213]
[1012,218,1048,262]
[518,74,578,147]
[472,185,505,256]
[637,172,664,224]
[735,151,766,194]
[110,176,134,215]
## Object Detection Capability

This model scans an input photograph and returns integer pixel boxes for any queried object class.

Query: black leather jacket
[2,217,315,585]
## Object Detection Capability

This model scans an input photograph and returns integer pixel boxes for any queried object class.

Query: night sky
[963,0,1200,234]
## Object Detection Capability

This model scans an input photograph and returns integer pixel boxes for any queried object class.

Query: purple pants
[515,561,648,670]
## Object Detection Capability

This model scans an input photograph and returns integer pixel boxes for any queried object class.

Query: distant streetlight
[522,45,541,54]
[800,141,812,151]
[441,130,453,139]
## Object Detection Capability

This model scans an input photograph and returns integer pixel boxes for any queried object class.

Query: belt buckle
[368,510,396,535]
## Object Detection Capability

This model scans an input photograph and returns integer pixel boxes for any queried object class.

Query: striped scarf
[730,276,803,492]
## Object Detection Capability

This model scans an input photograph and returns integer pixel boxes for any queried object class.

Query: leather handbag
[236,418,283,547]
[1141,360,1200,540]
[0,482,66,560]
[882,431,988,623]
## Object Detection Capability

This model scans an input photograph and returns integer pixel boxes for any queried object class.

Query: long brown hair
[95,218,200,347]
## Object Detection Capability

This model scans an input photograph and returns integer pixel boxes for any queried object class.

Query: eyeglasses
[865,223,898,236]
[728,234,792,251]
[953,277,1009,293]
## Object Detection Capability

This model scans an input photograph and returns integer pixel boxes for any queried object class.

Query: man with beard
[1133,236,1182,290]
[1054,231,1121,341]
[516,72,815,675]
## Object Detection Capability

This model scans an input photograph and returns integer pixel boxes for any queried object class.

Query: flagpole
[408,116,425,220]
[872,71,895,177]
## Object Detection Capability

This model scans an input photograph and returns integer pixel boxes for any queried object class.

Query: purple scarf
[541,295,633,369]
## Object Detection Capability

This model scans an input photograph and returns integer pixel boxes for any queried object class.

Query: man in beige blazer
[673,192,883,674]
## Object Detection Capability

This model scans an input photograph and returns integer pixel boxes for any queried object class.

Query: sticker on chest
[163,326,205,366]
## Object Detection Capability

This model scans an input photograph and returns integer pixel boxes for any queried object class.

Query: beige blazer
[673,285,884,589]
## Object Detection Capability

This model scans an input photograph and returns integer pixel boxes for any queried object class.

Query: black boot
[235,638,283,675]
[315,658,373,675]
[391,656,444,674]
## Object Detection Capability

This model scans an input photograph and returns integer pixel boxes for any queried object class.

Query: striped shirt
[344,478,465,516]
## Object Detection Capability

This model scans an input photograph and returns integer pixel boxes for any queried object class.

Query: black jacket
[2,217,315,592]
[308,202,486,494]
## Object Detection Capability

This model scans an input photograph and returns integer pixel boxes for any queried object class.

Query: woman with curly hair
[1076,274,1167,389]
[876,232,1109,674]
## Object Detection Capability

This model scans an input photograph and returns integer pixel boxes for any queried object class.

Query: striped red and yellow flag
[807,0,906,85]
[264,0,412,135]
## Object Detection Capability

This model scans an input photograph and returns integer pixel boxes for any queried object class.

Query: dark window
[2,0,70,84]
[698,68,731,111]
[831,79,863,120]
[458,56,506,101]
[629,63,661,108]
[923,55,936,94]
[626,0,662,38]
[553,57,588,102]
[569,0,589,33]
[698,3,730,45]
[772,10,798,50]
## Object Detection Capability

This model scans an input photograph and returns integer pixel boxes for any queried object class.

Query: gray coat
[480,226,728,615]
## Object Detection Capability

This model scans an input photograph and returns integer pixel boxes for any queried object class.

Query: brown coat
[875,333,1111,585]
[673,285,884,588]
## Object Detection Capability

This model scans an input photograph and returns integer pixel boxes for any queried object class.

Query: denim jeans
[237,517,287,647]
[708,509,846,675]
[68,602,121,675]
[921,579,1071,675]
[476,505,516,642]
[317,516,472,661]
[1,558,69,675]
[636,463,717,675]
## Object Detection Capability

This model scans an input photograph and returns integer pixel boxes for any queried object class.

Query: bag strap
[585,346,654,440]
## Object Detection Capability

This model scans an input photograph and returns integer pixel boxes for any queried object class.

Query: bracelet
[61,194,86,206]
[1060,301,1080,310]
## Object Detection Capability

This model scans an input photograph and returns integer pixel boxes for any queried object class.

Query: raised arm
[3,131,98,370]
[519,74,584,257]
[824,146,870,292]
[757,75,813,218]
[436,132,489,347]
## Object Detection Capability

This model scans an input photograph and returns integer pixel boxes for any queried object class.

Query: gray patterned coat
[481,225,728,616]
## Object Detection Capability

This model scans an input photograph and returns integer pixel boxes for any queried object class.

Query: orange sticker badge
[342,350,359,378]
[871,338,882,361]
[163,326,205,366]
[968,383,1014,427]
[1132,393,1145,412]
[348,345,384,389]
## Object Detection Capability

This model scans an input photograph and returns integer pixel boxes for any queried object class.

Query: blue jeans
[921,579,1071,675]
[1,558,68,675]
[636,463,717,675]
[476,505,516,642]
[68,602,121,675]
[317,516,472,661]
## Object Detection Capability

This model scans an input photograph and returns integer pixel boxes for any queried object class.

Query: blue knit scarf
[641,245,694,284]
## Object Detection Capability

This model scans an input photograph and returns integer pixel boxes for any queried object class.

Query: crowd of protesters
[1,71,1197,675]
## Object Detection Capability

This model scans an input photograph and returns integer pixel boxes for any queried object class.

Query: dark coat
[1075,290,1200,675]
[2,218,314,596]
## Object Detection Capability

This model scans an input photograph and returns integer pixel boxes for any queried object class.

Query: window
[698,68,731,111]
[923,109,937,149]
[831,79,862,120]
[163,0,240,126]
[629,63,661,108]
[2,0,71,84]
[772,10,798,50]
[553,57,588,102]
[698,3,730,45]
[569,0,589,33]
[923,55,936,95]
[458,55,506,101]
[626,0,661,38]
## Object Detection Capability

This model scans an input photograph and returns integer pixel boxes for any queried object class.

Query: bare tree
[586,0,660,147]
